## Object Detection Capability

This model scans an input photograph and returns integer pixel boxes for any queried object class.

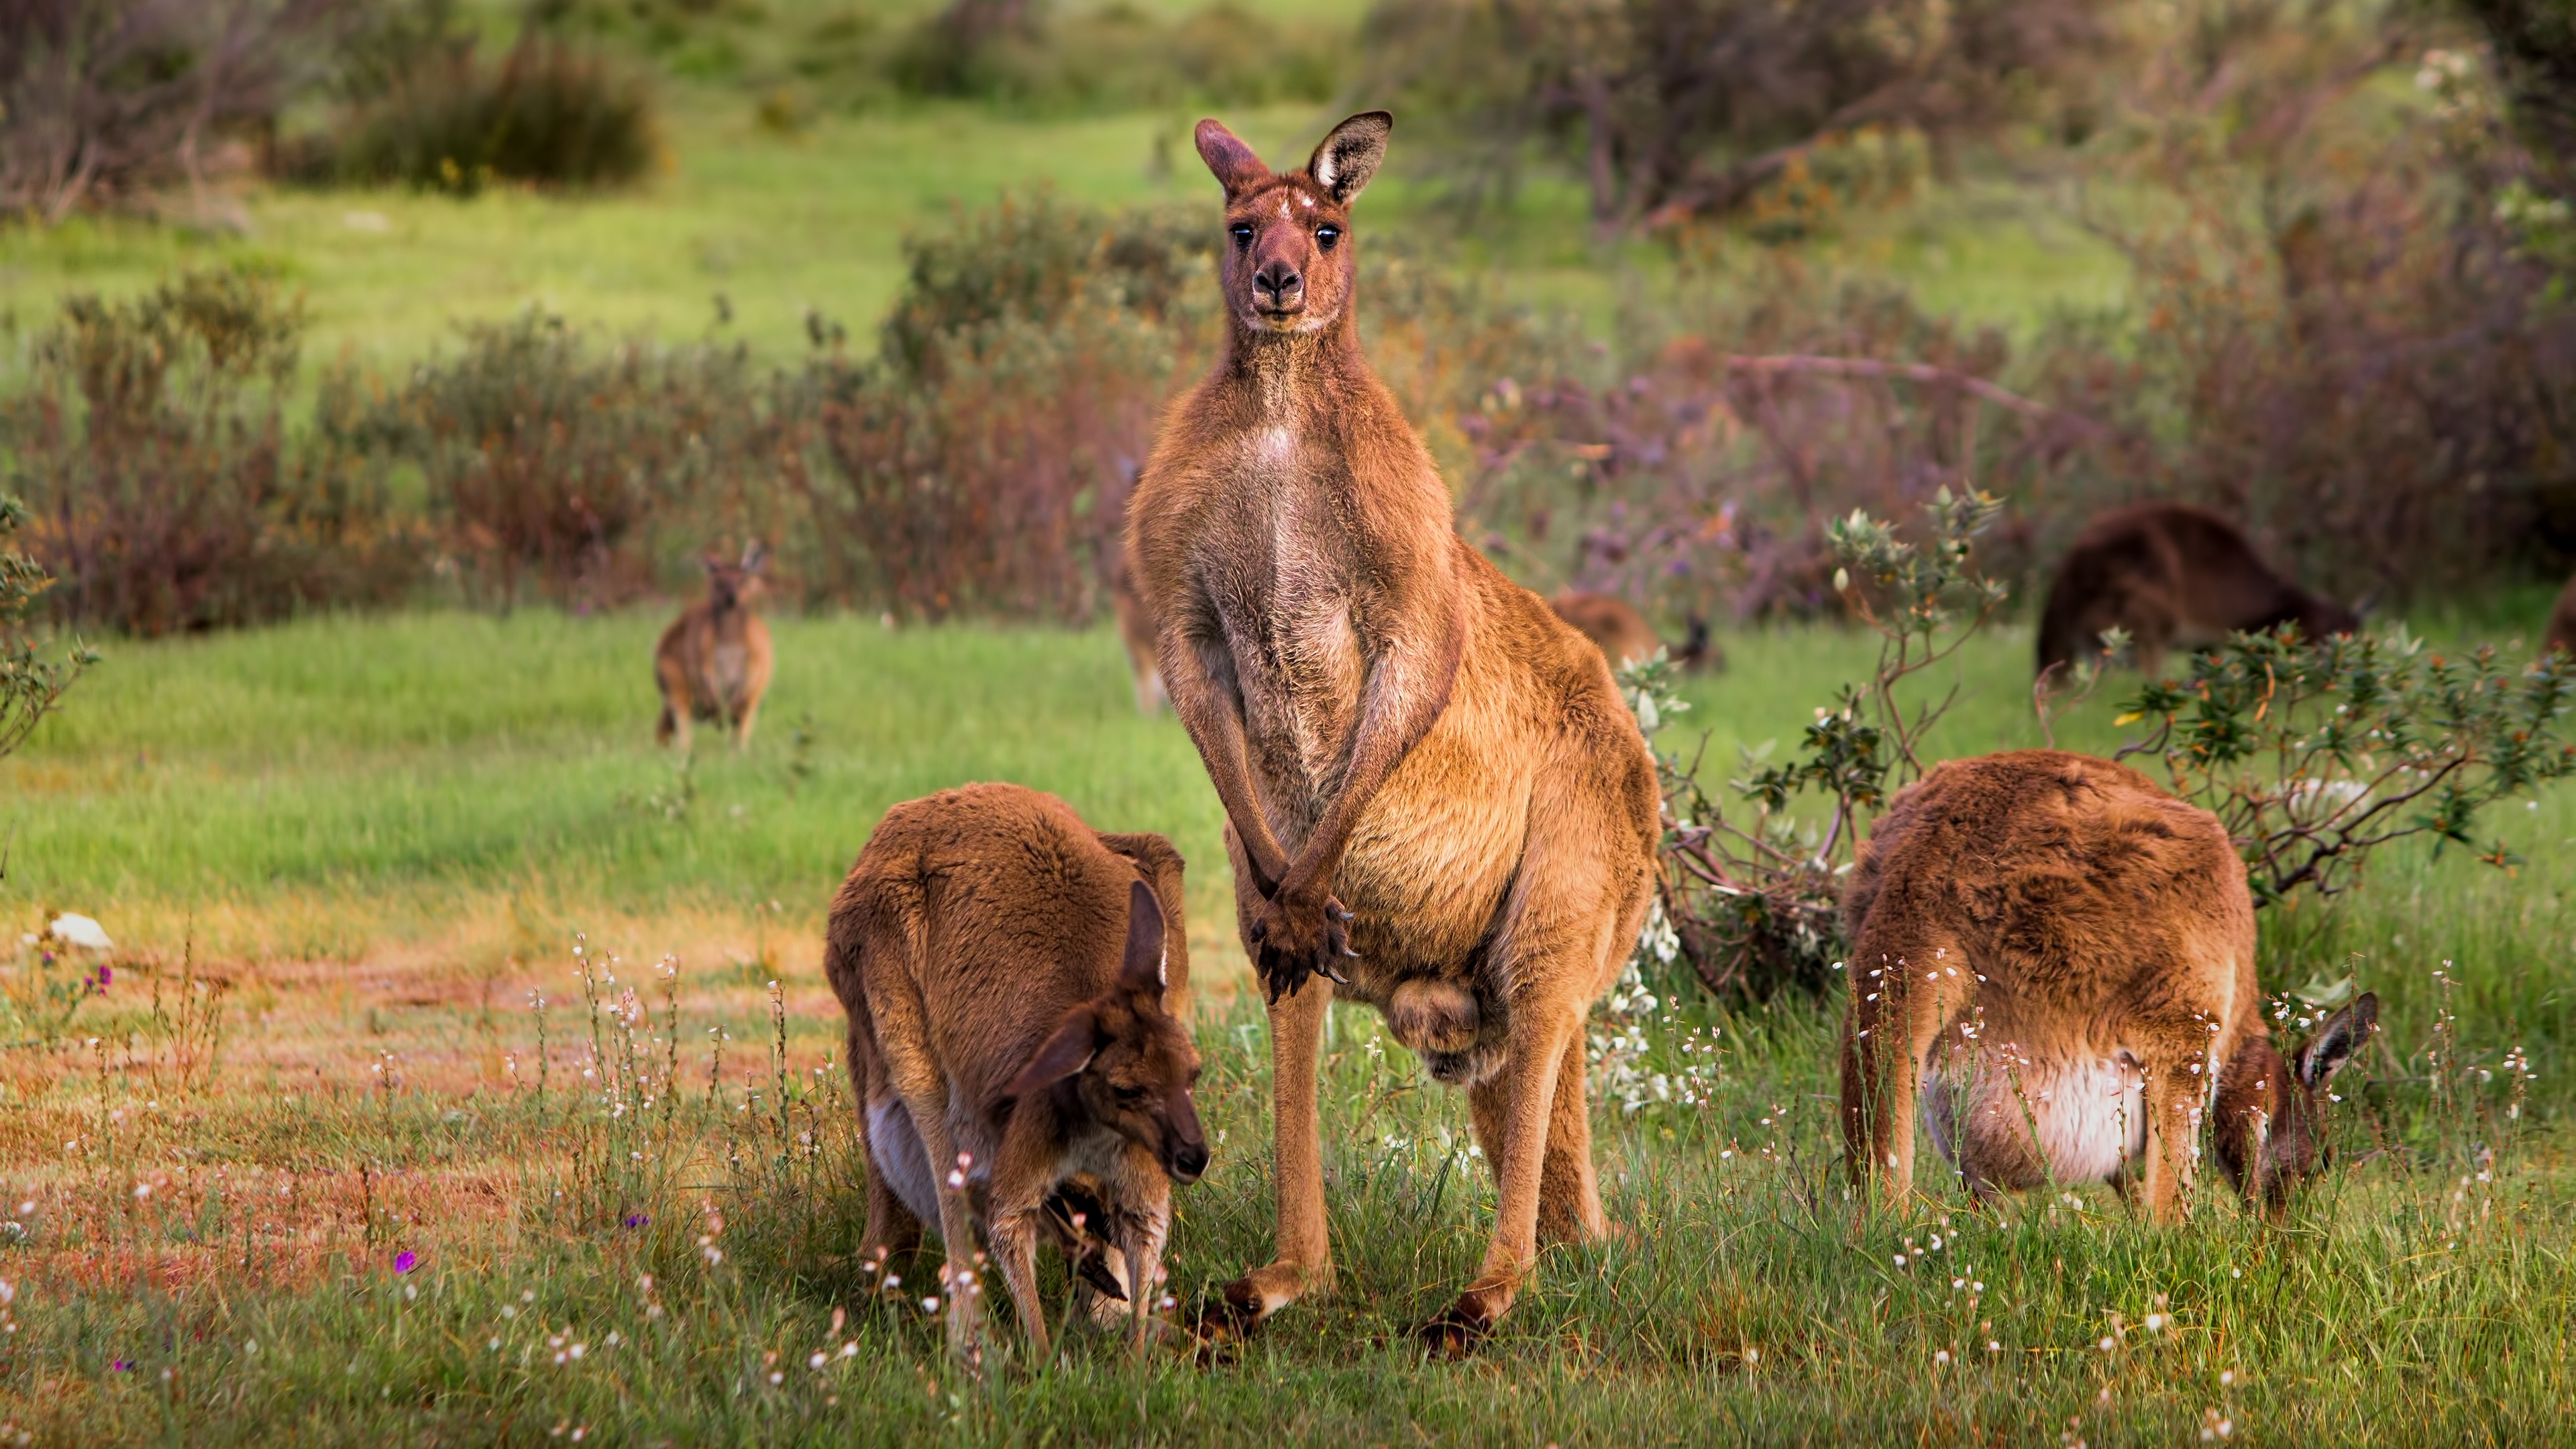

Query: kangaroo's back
[2037,502,2353,679]
[1548,592,1662,668]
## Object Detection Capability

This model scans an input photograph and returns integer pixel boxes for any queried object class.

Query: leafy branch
[1633,488,2006,1000]
[2112,627,2576,907]
[0,493,97,761]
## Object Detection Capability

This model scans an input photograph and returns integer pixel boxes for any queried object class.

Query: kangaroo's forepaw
[1416,1294,1497,1360]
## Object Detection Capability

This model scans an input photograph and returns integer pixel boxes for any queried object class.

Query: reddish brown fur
[1841,751,2376,1220]
[655,543,775,751]
[1125,112,1661,1352]
[2546,572,2576,660]
[823,784,1206,1361]
[1548,592,1659,668]
[1109,546,1167,714]
[2037,503,2358,682]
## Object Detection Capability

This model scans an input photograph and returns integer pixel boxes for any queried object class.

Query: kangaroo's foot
[1416,1287,1502,1360]
[1194,1258,1318,1342]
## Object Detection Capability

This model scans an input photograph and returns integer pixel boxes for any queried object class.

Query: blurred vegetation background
[5,0,2576,637]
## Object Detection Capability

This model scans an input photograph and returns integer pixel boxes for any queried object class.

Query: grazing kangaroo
[1126,111,1662,1354]
[1841,751,2379,1220]
[1548,592,1721,672]
[2036,502,2358,682]
[824,783,1207,1361]
[1110,547,1167,715]
[654,543,773,751]
[2546,572,2576,659]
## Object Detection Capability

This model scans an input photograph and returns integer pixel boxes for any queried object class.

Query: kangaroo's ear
[740,541,769,574]
[1006,1005,1101,1098]
[2297,991,2379,1091]
[1195,119,1269,195]
[700,553,724,574]
[1307,111,1391,203]
[1116,877,1168,997]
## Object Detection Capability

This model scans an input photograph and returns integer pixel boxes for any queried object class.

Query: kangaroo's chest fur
[684,610,757,712]
[1193,421,1374,839]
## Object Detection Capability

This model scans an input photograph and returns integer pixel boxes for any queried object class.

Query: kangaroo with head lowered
[2037,502,2358,683]
[824,783,1208,1362]
[655,543,773,751]
[1841,750,2378,1220]
[1126,111,1662,1354]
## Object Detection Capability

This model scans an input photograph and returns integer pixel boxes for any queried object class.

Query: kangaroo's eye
[1114,1084,1148,1104]
[1230,223,1254,249]
[1316,225,1341,250]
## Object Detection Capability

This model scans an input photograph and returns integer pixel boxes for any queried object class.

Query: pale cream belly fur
[1921,1044,2225,1191]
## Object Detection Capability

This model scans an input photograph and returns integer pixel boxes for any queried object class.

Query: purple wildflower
[622,1213,649,1229]
[392,1250,419,1275]
[110,1358,132,1372]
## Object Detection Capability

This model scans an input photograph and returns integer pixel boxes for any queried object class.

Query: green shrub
[330,36,659,193]
[1,270,421,635]
[889,0,1341,111]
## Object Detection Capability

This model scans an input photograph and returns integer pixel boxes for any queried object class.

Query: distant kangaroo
[2036,502,2357,682]
[2546,572,2576,659]
[1548,591,1720,672]
[1126,111,1661,1354]
[655,543,773,751]
[824,783,1206,1361]
[1110,547,1167,715]
[1841,751,2377,1220]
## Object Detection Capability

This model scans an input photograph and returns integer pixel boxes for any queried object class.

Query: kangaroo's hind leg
[1841,934,1974,1208]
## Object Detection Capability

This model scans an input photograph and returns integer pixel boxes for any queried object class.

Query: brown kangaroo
[823,783,1207,1362]
[1110,547,1167,715]
[1126,111,1662,1354]
[1841,750,2378,1220]
[2036,502,2358,682]
[654,543,774,751]
[1548,591,1719,672]
[2546,572,2576,659]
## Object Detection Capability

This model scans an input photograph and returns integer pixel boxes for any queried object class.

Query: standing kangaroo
[825,783,1206,1362]
[1841,751,2378,1219]
[2036,502,2358,682]
[2546,572,2576,659]
[654,543,773,751]
[1126,111,1662,1354]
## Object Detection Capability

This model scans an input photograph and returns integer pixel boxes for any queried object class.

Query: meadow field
[0,606,2571,1445]
[9,0,2576,1440]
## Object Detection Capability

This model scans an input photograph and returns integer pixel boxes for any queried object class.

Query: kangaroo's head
[702,542,769,612]
[1004,879,1209,1184]
[2216,993,2378,1212]
[1195,111,1391,339]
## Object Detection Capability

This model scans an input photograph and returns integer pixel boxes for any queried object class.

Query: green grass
[0,83,2134,395]
[0,607,2571,1444]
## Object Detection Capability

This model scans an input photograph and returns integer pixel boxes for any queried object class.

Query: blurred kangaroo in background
[1110,547,1167,715]
[1840,750,2378,1221]
[1548,591,1720,672]
[1126,111,1661,1355]
[655,543,772,752]
[2546,572,2576,659]
[2037,503,2358,682]
[825,783,1205,1362]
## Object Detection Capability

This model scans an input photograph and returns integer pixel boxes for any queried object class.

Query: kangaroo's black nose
[1254,262,1302,307]
[1171,1141,1209,1183]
